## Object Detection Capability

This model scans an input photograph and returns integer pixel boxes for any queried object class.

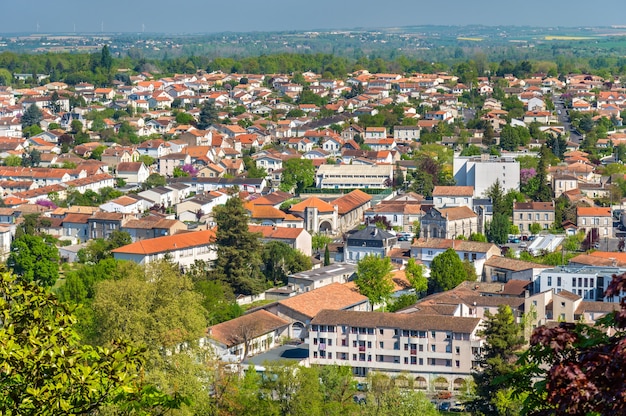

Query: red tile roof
[278,283,368,318]
[112,229,215,255]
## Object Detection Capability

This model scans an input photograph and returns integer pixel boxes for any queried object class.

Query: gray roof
[347,225,395,241]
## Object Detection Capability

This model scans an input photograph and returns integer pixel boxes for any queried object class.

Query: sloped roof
[112,229,215,255]
[208,310,289,348]
[432,186,474,197]
[436,206,478,221]
[333,190,372,215]
[278,283,368,319]
[289,197,335,213]
[249,225,306,240]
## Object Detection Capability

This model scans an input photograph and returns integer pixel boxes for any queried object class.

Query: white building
[453,155,520,197]
[316,164,393,189]
[532,265,626,303]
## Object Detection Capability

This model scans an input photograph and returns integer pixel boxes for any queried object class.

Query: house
[432,186,474,210]
[421,206,479,240]
[176,191,229,223]
[411,238,500,276]
[577,206,612,239]
[344,225,397,264]
[120,217,187,242]
[111,229,217,269]
[552,174,578,198]
[116,162,150,185]
[158,153,192,177]
[88,212,126,240]
[364,127,387,139]
[99,195,146,214]
[482,256,550,283]
[137,139,171,159]
[363,201,426,233]
[61,213,91,243]
[204,310,290,362]
[101,146,140,169]
[248,225,312,256]
[309,309,482,385]
[393,125,421,142]
[513,201,555,234]
[288,263,356,293]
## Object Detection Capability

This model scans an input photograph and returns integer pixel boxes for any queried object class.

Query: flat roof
[289,263,356,281]
[243,343,309,367]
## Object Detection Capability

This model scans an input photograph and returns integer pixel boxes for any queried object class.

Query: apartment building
[576,206,612,238]
[513,201,555,234]
[453,155,520,197]
[309,309,482,391]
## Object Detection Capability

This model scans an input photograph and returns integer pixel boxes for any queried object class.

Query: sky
[4,0,626,34]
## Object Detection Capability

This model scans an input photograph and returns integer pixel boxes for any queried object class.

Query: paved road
[553,95,583,144]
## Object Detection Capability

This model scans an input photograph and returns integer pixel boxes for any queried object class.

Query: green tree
[0,271,182,415]
[405,258,427,295]
[469,305,525,416]
[355,254,394,309]
[529,222,542,235]
[262,241,312,286]
[3,154,21,166]
[213,197,265,295]
[100,45,113,70]
[533,145,553,202]
[469,232,488,242]
[279,158,315,193]
[142,172,167,190]
[324,244,331,266]
[312,233,333,252]
[21,103,43,129]
[197,100,218,130]
[428,248,468,294]
[486,213,511,245]
[7,234,59,287]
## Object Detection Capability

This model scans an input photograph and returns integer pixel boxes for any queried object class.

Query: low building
[432,186,474,209]
[531,265,626,302]
[111,229,216,269]
[344,226,397,263]
[204,310,290,362]
[309,309,482,387]
[315,164,393,189]
[577,206,612,238]
[513,201,555,234]
[411,238,500,276]
[249,225,312,257]
[421,206,479,240]
[483,256,550,283]
[288,263,356,293]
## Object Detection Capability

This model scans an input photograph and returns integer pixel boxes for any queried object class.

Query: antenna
[142,23,145,33]
[36,21,40,33]
[101,21,104,33]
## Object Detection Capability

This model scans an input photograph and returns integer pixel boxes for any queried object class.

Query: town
[2,45,626,415]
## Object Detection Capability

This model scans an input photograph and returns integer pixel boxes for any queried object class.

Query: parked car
[520,242,528,248]
[439,401,452,411]
[509,237,521,243]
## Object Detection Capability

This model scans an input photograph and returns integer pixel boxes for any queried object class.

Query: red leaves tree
[514,272,626,415]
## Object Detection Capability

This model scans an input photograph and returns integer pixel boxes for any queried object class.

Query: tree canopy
[7,234,59,287]
[279,158,315,194]
[355,254,394,308]
[428,248,469,294]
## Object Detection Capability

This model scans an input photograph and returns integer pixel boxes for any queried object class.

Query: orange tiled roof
[248,225,306,239]
[333,190,372,215]
[278,283,368,319]
[112,229,215,255]
[290,197,335,213]
[576,207,611,217]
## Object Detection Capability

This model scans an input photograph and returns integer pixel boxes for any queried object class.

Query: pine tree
[533,145,553,202]
[21,104,43,129]
[469,305,525,416]
[212,197,265,295]
[197,100,218,130]
[324,244,330,266]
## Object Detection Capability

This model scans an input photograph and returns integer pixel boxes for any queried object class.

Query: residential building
[309,309,482,386]
[121,217,187,242]
[513,201,555,234]
[482,256,550,283]
[393,125,421,141]
[453,155,520,197]
[204,310,290,362]
[577,206,612,238]
[421,206,479,240]
[111,229,217,269]
[88,212,126,240]
[249,225,312,256]
[344,226,397,263]
[432,186,474,209]
[116,162,150,185]
[411,238,500,276]
[263,283,370,339]
[288,263,357,293]
[552,174,578,198]
[531,265,626,302]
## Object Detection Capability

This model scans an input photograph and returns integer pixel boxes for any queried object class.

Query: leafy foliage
[0,271,182,415]
[355,254,394,308]
[428,248,469,294]
[7,234,59,287]
[279,158,315,193]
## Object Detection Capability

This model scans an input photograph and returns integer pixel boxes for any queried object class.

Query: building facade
[453,155,520,197]
[513,201,555,234]
[309,310,482,391]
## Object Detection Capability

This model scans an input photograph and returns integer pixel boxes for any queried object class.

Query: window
[328,353,332,360]
[404,357,408,364]
[536,213,540,220]
[456,360,460,367]
[431,345,436,352]
[431,331,436,338]
[547,276,552,286]
[455,346,460,354]
[557,276,561,286]
[379,341,384,348]
[419,358,423,365]
[545,213,549,221]
[419,344,424,352]
[411,356,417,365]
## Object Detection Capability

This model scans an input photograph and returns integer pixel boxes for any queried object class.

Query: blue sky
[4,0,626,33]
